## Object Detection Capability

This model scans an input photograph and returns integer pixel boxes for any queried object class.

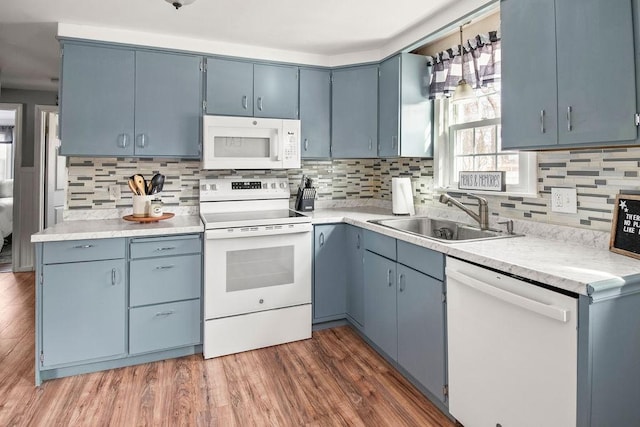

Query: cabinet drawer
[397,240,444,281]
[130,254,202,306]
[129,299,201,354]
[42,238,124,264]
[364,229,396,260]
[130,234,201,259]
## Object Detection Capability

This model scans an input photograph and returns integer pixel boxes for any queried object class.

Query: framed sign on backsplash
[610,194,640,259]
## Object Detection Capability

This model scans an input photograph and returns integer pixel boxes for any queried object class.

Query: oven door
[204,224,312,319]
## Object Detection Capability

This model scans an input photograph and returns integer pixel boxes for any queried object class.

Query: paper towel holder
[392,177,415,216]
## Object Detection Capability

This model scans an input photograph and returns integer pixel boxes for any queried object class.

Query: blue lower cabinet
[346,225,365,328]
[397,264,446,405]
[364,251,398,360]
[41,259,126,367]
[313,224,347,322]
[129,299,201,355]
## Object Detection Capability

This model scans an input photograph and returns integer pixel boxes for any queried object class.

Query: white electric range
[199,178,312,359]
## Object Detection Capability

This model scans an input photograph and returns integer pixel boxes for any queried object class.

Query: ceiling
[0,0,488,92]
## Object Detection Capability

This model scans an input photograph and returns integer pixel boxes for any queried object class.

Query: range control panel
[200,178,290,201]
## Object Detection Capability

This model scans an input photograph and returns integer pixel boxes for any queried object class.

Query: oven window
[214,136,270,158]
[226,246,294,291]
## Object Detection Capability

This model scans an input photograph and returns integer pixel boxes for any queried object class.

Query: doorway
[0,104,22,273]
[36,106,64,229]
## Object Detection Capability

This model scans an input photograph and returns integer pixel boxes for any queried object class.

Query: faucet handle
[465,192,488,204]
[498,220,514,235]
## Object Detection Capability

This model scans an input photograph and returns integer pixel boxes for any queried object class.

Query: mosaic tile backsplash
[66,146,640,232]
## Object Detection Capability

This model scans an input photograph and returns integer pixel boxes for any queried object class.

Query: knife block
[295,187,315,211]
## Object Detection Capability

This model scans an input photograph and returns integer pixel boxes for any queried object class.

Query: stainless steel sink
[368,217,523,243]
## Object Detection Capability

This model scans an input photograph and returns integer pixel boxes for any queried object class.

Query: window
[435,83,536,195]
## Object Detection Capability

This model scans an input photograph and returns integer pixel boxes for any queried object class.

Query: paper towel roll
[392,177,415,215]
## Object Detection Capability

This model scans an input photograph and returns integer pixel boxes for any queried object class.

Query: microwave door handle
[273,129,280,161]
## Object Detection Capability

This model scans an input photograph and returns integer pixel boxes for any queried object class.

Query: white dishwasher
[446,257,577,427]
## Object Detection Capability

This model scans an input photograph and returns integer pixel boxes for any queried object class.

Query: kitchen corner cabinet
[363,230,447,407]
[501,0,637,150]
[378,54,433,158]
[205,57,299,119]
[313,224,347,322]
[331,65,378,158]
[60,42,202,158]
[35,233,203,384]
[299,68,331,158]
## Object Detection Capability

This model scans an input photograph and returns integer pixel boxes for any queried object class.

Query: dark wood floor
[0,272,454,426]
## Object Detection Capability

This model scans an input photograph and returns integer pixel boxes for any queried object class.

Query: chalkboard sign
[610,194,640,259]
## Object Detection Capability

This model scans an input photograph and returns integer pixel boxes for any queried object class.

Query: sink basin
[368,217,523,243]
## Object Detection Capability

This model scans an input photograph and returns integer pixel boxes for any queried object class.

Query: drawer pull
[155,247,176,252]
[74,244,95,249]
[155,265,175,270]
[155,310,175,317]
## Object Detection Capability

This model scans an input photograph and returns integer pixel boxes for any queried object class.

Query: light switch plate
[109,185,121,201]
[551,187,577,213]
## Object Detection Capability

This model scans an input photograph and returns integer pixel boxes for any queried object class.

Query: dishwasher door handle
[447,269,569,322]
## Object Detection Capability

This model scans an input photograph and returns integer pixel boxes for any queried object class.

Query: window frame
[434,97,537,197]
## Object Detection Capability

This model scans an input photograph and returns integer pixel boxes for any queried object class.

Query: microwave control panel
[281,119,300,168]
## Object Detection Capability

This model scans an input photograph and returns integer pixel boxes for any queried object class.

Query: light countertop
[31,207,640,296]
[306,207,640,296]
[31,214,203,242]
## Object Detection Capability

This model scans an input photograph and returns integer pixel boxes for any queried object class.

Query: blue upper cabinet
[299,68,331,158]
[254,64,299,119]
[331,65,378,158]
[60,42,202,158]
[205,58,254,116]
[378,53,433,158]
[60,43,135,156]
[501,0,637,150]
[206,58,299,119]
[134,51,202,158]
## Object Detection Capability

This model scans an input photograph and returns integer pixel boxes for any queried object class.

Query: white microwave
[202,115,301,170]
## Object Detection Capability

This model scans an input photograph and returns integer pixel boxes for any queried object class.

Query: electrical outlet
[109,185,121,201]
[551,187,577,213]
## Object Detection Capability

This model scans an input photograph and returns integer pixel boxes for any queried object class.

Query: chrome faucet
[439,192,489,230]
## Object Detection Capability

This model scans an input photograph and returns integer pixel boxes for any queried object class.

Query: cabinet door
[313,225,347,322]
[501,0,558,149]
[60,43,135,156]
[400,54,433,158]
[254,64,299,119]
[556,0,637,145]
[364,251,397,360]
[135,51,202,158]
[378,55,401,157]
[300,68,331,158]
[41,259,126,366]
[206,57,254,116]
[397,264,446,405]
[331,66,378,158]
[346,225,364,327]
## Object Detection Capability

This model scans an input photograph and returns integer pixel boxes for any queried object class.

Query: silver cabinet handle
[155,265,175,270]
[391,136,397,150]
[319,232,325,247]
[154,310,175,317]
[73,244,94,249]
[540,109,545,134]
[154,246,176,252]
[356,234,360,249]
[399,273,405,292]
[387,269,393,287]
[242,95,248,110]
[257,97,263,111]
[368,138,373,151]
[304,139,309,151]
[136,133,147,148]
[567,106,572,132]
[111,268,117,286]
[118,134,129,149]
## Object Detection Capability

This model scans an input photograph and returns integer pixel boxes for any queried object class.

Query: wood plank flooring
[0,272,454,426]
